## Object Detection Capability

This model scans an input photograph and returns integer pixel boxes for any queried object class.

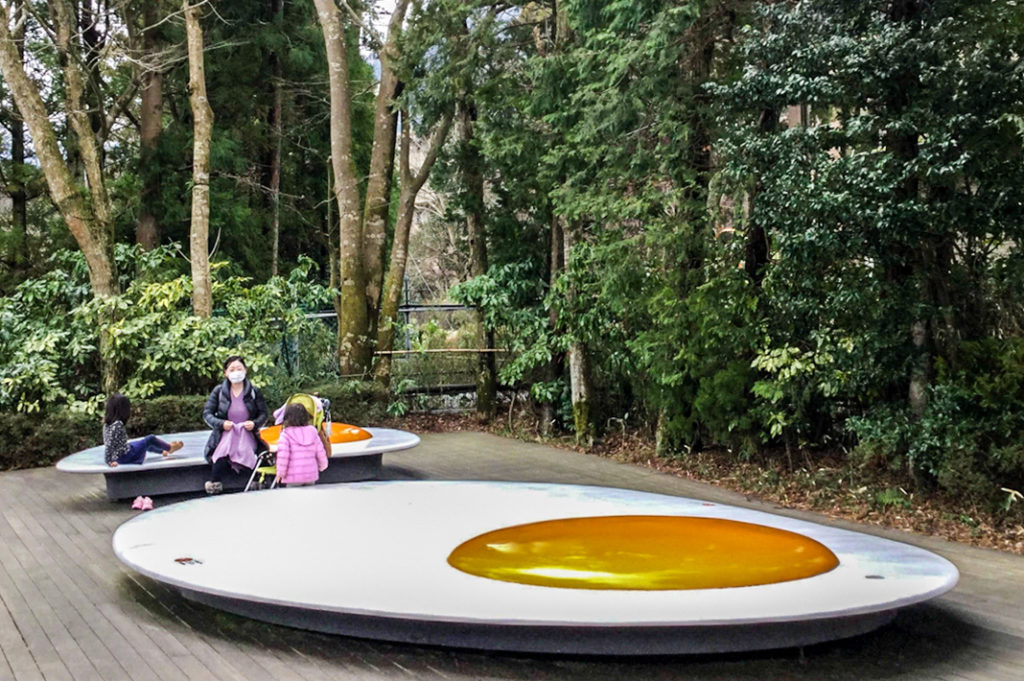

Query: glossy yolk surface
[447,515,839,590]
[259,422,371,446]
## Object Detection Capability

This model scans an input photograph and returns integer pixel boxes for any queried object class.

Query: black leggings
[210,457,252,484]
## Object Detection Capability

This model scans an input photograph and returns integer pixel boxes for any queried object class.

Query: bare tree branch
[412,113,452,192]
[102,79,139,140]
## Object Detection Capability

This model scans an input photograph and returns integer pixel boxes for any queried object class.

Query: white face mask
[227,370,246,384]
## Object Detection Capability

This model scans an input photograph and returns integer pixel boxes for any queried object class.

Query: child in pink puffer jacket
[275,403,329,486]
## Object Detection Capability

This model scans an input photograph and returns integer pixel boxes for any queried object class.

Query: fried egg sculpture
[112,481,958,655]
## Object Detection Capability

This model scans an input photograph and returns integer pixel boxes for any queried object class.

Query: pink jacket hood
[286,425,322,447]
[276,425,329,485]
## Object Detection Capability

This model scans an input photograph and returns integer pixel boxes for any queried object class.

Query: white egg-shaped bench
[112,481,959,654]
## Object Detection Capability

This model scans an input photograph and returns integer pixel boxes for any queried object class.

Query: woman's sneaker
[204,481,223,495]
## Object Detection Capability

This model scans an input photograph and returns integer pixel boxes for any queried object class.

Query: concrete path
[1,431,1021,680]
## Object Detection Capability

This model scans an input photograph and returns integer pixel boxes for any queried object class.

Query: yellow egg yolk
[447,515,839,590]
[260,422,371,446]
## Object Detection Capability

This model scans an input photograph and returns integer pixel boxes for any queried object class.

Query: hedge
[0,382,389,470]
[298,381,388,424]
[0,410,100,470]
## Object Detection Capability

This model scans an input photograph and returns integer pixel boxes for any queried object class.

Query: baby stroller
[279,392,331,429]
[245,393,332,491]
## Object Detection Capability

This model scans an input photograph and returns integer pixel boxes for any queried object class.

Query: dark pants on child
[116,435,172,465]
[210,456,252,484]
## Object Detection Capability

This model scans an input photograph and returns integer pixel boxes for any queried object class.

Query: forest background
[1,0,1024,531]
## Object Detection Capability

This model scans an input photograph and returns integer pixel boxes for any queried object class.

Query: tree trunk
[539,213,563,437]
[562,222,593,447]
[655,407,670,457]
[373,191,416,389]
[268,88,282,277]
[78,0,106,142]
[363,0,410,330]
[184,0,213,318]
[744,107,777,287]
[1,1,120,392]
[374,110,452,388]
[267,0,285,276]
[554,2,591,444]
[886,0,928,417]
[0,5,116,292]
[50,0,112,238]
[685,12,715,194]
[458,99,496,422]
[325,161,343,365]
[539,0,573,437]
[7,0,27,272]
[314,0,370,376]
[137,0,163,251]
[9,110,27,271]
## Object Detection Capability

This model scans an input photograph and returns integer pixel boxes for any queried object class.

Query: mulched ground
[385,412,1024,556]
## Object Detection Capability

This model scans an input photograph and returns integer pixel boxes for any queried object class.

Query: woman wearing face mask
[202,355,268,494]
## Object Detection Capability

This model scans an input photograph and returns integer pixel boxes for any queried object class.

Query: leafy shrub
[849,339,1024,507]
[0,394,223,470]
[0,245,334,414]
[451,262,550,391]
[0,409,99,470]
[874,487,912,510]
[126,395,209,435]
[299,380,389,424]
[642,270,762,454]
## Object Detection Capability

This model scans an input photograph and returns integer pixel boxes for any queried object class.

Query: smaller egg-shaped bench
[56,426,420,500]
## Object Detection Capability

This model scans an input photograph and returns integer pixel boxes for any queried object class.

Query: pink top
[211,392,258,469]
[275,425,328,484]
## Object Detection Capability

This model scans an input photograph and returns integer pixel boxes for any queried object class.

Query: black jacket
[202,379,269,460]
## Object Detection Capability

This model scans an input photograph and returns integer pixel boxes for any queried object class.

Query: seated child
[275,403,329,487]
[104,393,183,467]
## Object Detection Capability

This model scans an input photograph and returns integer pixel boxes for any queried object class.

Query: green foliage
[0,393,241,471]
[126,395,210,436]
[4,0,1024,511]
[0,409,99,470]
[706,0,1024,503]
[449,0,1024,508]
[454,0,750,439]
[643,267,761,452]
[386,394,411,418]
[377,313,485,395]
[0,395,211,471]
[110,0,375,281]
[298,380,389,424]
[750,333,854,445]
[0,245,333,414]
[451,262,551,389]
[874,487,912,511]
[850,339,1024,505]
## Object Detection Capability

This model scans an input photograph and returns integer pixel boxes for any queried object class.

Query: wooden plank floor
[1,431,1022,680]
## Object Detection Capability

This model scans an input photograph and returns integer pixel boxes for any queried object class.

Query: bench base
[103,453,383,501]
[179,586,897,654]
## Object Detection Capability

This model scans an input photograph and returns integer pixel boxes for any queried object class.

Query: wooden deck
[1,431,1022,680]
